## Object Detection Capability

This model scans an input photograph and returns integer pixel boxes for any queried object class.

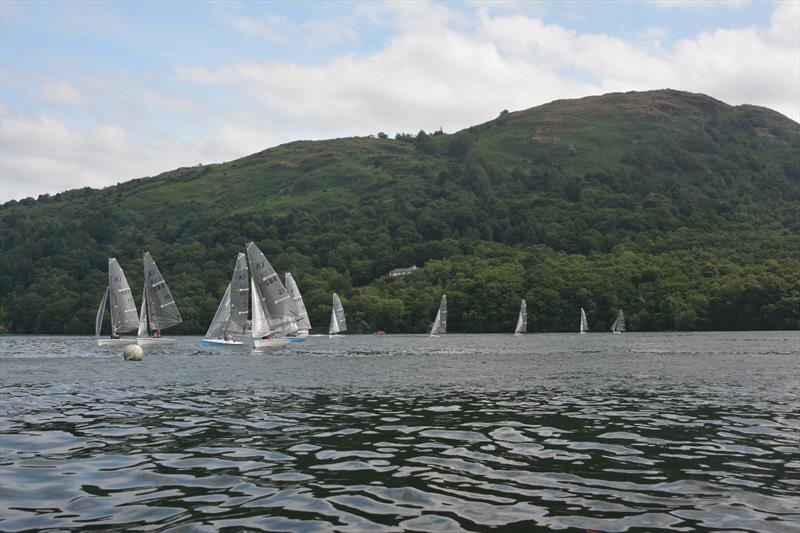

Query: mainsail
[329,293,346,335]
[285,272,311,332]
[430,294,447,336]
[580,307,589,334]
[514,299,527,335]
[108,258,139,334]
[246,242,299,334]
[229,253,249,333]
[95,287,109,337]
[611,310,626,333]
[142,252,182,332]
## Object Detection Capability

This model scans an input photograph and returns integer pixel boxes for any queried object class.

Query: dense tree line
[1,90,798,334]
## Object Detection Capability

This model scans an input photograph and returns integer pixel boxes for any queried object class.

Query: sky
[1,0,798,202]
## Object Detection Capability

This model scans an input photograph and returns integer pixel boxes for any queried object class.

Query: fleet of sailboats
[96,245,632,349]
[329,293,347,337]
[429,295,447,337]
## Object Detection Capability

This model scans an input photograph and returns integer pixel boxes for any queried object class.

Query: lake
[1,332,798,532]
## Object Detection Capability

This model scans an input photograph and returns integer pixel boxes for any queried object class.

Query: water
[1,332,798,532]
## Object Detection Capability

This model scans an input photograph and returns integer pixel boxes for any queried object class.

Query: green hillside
[2,89,799,334]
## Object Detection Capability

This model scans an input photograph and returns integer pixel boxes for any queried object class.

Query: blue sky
[1,0,798,201]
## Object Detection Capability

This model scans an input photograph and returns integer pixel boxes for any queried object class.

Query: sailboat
[579,307,589,334]
[328,293,347,338]
[429,294,447,337]
[96,258,140,346]
[514,299,527,336]
[285,272,311,341]
[203,253,249,347]
[246,242,296,349]
[611,309,626,334]
[137,252,183,346]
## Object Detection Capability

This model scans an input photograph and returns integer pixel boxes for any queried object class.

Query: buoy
[123,344,144,361]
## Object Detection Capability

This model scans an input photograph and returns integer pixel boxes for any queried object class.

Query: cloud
[38,80,84,108]
[2,1,797,201]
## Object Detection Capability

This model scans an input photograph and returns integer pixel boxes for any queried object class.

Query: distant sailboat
[611,309,626,334]
[96,258,140,346]
[329,293,347,338]
[138,252,183,346]
[203,253,249,347]
[285,272,311,339]
[430,295,447,337]
[580,307,589,334]
[514,299,527,336]
[246,242,296,349]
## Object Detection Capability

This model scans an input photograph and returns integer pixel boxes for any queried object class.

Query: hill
[2,89,799,334]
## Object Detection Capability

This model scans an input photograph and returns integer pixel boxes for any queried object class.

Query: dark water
[1,332,798,532]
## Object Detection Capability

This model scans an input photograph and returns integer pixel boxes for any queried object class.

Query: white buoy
[123,344,144,361]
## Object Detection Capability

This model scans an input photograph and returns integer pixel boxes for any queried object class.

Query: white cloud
[38,80,84,107]
[2,1,797,201]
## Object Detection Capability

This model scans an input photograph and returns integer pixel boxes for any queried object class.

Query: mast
[142,252,182,332]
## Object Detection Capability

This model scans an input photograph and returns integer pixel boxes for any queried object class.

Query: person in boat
[111,329,120,339]
[375,329,385,336]
[223,329,231,341]
[261,333,273,340]
[153,329,161,338]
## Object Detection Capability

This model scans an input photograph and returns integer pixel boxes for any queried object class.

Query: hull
[202,338,244,347]
[253,338,291,349]
[97,338,139,347]
[285,337,306,343]
[328,334,344,339]
[137,337,176,346]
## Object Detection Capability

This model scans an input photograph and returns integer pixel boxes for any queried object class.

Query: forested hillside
[2,89,798,334]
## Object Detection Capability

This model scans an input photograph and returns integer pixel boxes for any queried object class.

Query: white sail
[285,272,311,333]
[329,307,340,335]
[137,286,147,337]
[246,242,299,334]
[95,287,109,337]
[205,284,232,340]
[430,294,447,336]
[331,293,346,333]
[580,307,589,334]
[250,278,272,339]
[142,252,182,332]
[108,258,139,334]
[611,310,626,333]
[514,299,527,335]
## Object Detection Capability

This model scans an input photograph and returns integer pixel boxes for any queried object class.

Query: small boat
[328,293,347,338]
[514,299,527,336]
[285,272,311,337]
[137,252,182,346]
[580,307,589,334]
[429,294,447,337]
[202,253,249,347]
[611,309,626,334]
[246,242,298,350]
[95,258,140,346]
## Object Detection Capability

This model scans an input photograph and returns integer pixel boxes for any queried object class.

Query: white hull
[253,338,291,349]
[203,338,243,347]
[328,334,344,339]
[97,338,139,347]
[138,337,176,346]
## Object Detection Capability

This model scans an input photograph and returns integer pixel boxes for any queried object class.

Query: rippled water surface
[1,332,799,532]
